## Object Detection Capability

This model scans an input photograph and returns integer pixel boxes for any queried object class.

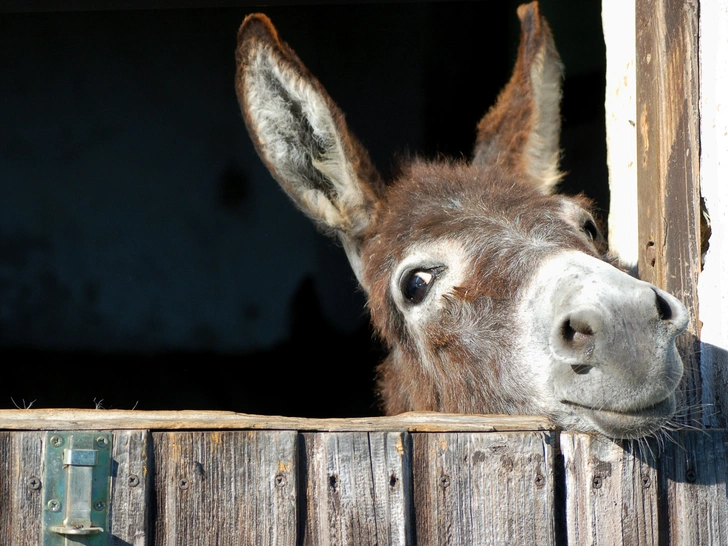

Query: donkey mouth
[561,396,676,438]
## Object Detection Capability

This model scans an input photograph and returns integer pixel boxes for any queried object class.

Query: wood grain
[561,432,659,546]
[0,431,11,546]
[152,430,297,546]
[0,431,45,546]
[0,409,554,432]
[300,431,413,545]
[413,431,556,545]
[109,430,151,546]
[658,429,728,545]
[636,0,702,425]
[2,423,725,544]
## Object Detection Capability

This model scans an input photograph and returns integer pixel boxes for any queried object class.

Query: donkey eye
[401,266,446,304]
[582,218,599,241]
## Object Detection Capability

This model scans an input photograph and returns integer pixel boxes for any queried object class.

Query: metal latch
[43,432,112,545]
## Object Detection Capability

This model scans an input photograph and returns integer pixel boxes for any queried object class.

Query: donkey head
[235,2,688,438]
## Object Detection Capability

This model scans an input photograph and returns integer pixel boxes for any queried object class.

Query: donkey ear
[235,14,383,282]
[472,1,563,193]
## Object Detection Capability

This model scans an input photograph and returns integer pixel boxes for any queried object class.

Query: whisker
[10,397,36,410]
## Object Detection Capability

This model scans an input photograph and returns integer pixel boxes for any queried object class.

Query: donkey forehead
[392,163,563,217]
[363,164,592,265]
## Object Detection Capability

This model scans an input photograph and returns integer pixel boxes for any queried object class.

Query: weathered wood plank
[0,431,45,546]
[301,431,413,546]
[413,431,556,546]
[0,430,152,545]
[110,430,151,546]
[153,430,297,546]
[0,409,554,432]
[636,0,702,425]
[658,430,728,545]
[561,432,659,546]
[0,431,11,546]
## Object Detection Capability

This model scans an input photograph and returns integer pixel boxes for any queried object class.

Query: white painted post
[602,0,638,268]
[698,0,728,429]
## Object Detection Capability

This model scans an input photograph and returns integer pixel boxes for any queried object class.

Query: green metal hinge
[43,432,112,546]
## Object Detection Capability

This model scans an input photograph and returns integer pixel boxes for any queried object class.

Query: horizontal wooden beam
[0,409,554,432]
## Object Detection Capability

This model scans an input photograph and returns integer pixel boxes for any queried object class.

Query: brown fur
[360,160,600,414]
[473,3,562,187]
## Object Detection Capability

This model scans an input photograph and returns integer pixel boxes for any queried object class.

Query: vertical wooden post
[109,431,151,546]
[412,431,556,545]
[633,3,728,544]
[635,0,702,425]
[0,432,45,546]
[153,431,298,546]
[657,430,728,544]
[561,433,659,546]
[300,431,413,546]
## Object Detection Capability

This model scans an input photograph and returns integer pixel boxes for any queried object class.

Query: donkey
[235,2,688,438]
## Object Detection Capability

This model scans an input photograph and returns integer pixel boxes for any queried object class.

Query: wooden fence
[1,409,726,545]
[2,2,726,545]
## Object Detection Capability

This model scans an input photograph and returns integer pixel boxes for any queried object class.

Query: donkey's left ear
[472,1,563,193]
[235,14,384,283]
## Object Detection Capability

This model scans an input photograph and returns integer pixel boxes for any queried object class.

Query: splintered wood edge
[0,409,555,432]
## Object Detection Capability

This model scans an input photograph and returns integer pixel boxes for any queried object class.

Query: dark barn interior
[0,0,607,417]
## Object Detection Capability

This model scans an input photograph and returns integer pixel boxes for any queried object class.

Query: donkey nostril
[653,289,673,321]
[562,320,576,342]
[560,314,596,358]
[562,317,594,342]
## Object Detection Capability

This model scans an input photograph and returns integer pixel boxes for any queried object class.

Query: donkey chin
[520,250,689,439]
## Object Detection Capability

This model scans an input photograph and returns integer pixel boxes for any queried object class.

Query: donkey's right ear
[235,14,383,280]
[472,2,563,193]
